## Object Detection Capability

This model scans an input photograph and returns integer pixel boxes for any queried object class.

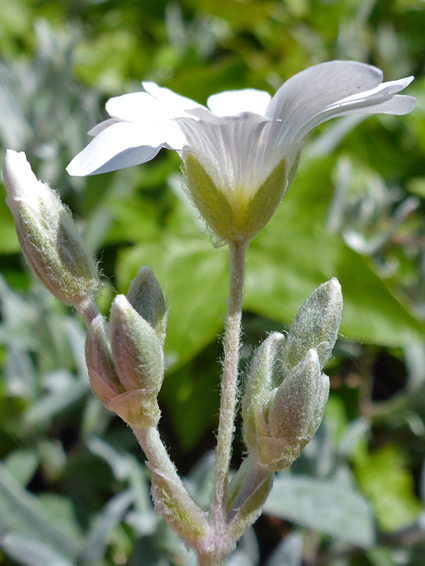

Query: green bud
[244,348,329,473]
[3,150,99,308]
[110,295,164,427]
[242,279,342,472]
[282,278,343,374]
[242,332,286,454]
[184,151,293,244]
[258,349,329,471]
[85,315,124,405]
[127,266,167,345]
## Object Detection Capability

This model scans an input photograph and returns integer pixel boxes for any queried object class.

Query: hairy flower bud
[127,266,167,345]
[282,278,343,373]
[109,295,164,427]
[242,332,286,453]
[3,150,99,308]
[258,349,329,471]
[85,315,124,405]
[242,279,342,472]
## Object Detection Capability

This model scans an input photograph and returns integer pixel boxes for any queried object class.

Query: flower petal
[340,94,416,116]
[293,76,415,140]
[266,61,383,139]
[142,81,202,118]
[66,121,165,176]
[207,89,272,117]
[106,92,163,122]
[266,61,415,144]
[177,113,287,200]
[88,118,119,136]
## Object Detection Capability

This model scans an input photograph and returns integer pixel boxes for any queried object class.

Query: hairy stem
[132,426,181,484]
[210,240,247,528]
[132,426,204,520]
[77,297,100,326]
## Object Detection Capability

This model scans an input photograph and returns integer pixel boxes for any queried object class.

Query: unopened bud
[109,295,164,426]
[282,278,342,373]
[3,150,99,307]
[242,280,342,472]
[242,332,286,454]
[85,315,124,405]
[85,316,156,427]
[257,349,329,471]
[127,266,167,345]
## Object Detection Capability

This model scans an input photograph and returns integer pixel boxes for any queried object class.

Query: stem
[77,297,100,326]
[210,240,247,527]
[132,426,189,497]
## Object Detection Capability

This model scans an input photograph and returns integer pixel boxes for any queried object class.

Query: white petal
[267,61,383,118]
[66,122,165,176]
[266,61,383,141]
[106,92,163,122]
[207,89,272,117]
[294,77,415,139]
[3,150,54,217]
[344,95,416,116]
[88,118,119,136]
[142,81,202,118]
[177,114,287,200]
[3,150,38,201]
[334,76,413,106]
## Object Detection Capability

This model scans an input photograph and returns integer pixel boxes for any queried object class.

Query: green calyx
[184,152,289,244]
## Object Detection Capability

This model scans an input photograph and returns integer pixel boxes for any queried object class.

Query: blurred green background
[1,1,425,565]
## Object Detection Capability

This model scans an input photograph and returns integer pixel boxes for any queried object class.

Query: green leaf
[159,350,221,450]
[118,237,227,370]
[354,444,421,532]
[246,156,425,347]
[80,490,134,566]
[0,534,73,566]
[0,464,80,559]
[264,474,375,548]
[4,449,39,487]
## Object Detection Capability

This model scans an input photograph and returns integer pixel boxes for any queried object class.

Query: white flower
[67,61,415,243]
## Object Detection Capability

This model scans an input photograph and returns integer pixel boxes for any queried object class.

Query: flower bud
[282,278,343,374]
[184,151,292,244]
[242,280,342,472]
[85,315,124,405]
[127,266,167,345]
[3,150,99,307]
[109,295,164,426]
[257,349,329,471]
[242,332,286,453]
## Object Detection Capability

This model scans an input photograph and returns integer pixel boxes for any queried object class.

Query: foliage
[1,1,425,564]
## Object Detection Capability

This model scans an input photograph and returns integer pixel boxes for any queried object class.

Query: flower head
[67,61,415,243]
